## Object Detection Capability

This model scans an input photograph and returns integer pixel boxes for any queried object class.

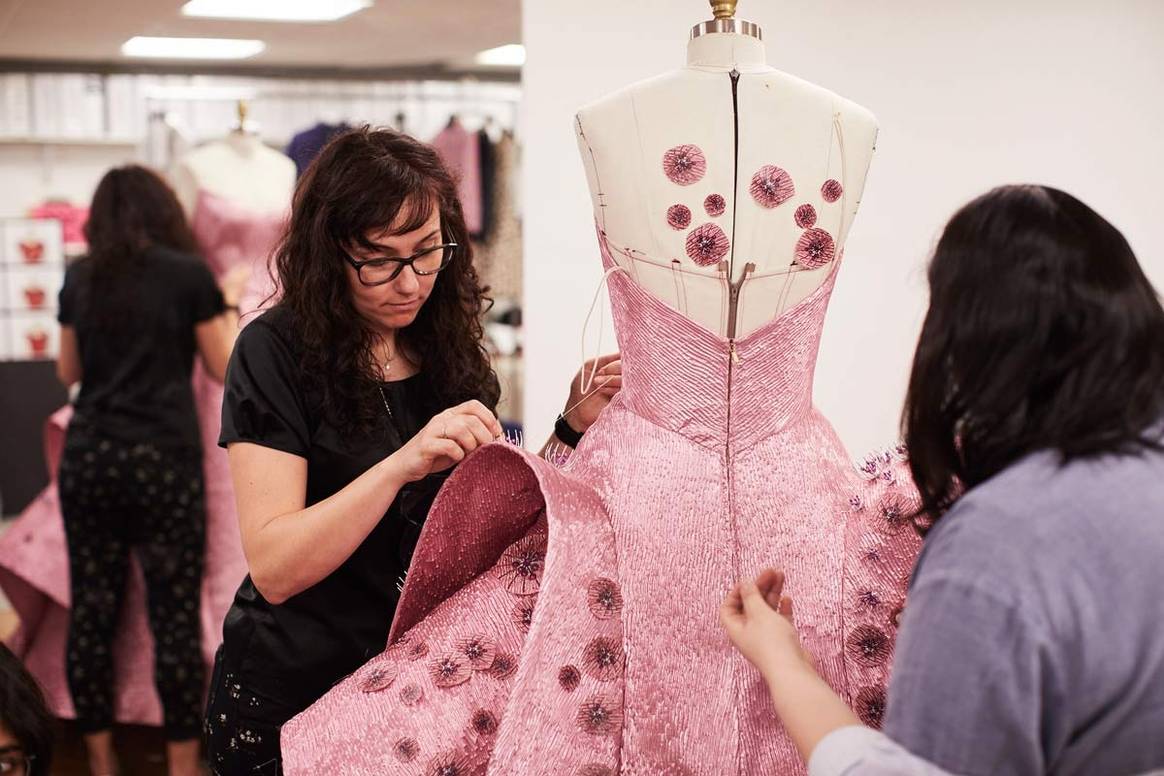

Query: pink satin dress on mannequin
[281,229,923,775]
[0,191,283,726]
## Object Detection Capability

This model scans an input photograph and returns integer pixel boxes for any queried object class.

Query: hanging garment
[280,228,923,775]
[474,132,522,303]
[285,122,351,178]
[431,120,484,237]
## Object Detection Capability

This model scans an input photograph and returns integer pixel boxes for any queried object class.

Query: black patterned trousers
[58,431,206,740]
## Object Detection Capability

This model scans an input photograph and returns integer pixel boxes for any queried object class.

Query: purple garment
[431,121,483,236]
[286,122,350,178]
[884,439,1164,775]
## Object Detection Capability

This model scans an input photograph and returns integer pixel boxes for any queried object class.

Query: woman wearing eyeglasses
[204,127,620,775]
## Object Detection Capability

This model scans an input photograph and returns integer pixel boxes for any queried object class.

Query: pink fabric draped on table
[280,230,923,775]
[0,191,284,725]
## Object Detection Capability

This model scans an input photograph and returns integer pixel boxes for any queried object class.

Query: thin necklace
[377,343,396,420]
[377,384,394,419]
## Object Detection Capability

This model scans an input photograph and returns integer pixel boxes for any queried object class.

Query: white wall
[521,0,1164,454]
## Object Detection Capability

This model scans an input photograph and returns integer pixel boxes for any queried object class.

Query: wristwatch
[554,414,584,448]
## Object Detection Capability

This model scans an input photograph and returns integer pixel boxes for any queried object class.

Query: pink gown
[0,191,283,725]
[280,233,923,775]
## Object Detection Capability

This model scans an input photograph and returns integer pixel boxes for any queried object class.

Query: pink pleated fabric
[280,230,922,775]
[0,191,281,725]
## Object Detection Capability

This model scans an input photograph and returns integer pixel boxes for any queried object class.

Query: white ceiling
[0,0,521,74]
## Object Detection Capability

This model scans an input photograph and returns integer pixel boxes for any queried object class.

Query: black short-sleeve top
[218,305,450,709]
[58,246,225,450]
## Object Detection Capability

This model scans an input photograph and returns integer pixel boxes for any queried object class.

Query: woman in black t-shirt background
[55,165,247,776]
[206,127,620,774]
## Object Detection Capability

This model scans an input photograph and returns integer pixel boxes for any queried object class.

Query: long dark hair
[271,126,498,437]
[84,165,199,329]
[0,644,54,775]
[904,184,1164,526]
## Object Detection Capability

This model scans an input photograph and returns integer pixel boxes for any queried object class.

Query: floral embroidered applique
[821,179,844,203]
[667,204,693,230]
[794,203,818,228]
[685,223,730,267]
[794,227,835,270]
[662,144,707,185]
[750,165,795,209]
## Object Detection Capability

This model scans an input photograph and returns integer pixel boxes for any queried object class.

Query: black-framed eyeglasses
[344,242,458,286]
[0,751,35,776]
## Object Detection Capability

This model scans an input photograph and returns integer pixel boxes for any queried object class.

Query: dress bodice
[190,189,285,277]
[602,228,836,453]
[190,189,286,315]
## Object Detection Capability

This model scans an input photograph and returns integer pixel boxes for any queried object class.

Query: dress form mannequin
[576,1,877,337]
[170,103,295,218]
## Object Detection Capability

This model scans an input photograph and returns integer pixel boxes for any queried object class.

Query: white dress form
[575,26,877,337]
[170,132,295,218]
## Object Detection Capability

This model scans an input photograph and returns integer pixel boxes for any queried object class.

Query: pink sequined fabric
[281,230,922,774]
[0,191,281,726]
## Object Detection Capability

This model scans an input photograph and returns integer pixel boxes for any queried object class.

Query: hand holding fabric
[563,352,622,432]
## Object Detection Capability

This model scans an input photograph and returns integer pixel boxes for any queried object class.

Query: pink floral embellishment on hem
[578,767,616,776]
[856,686,887,728]
[847,625,891,668]
[794,203,817,228]
[704,193,726,217]
[399,683,424,706]
[471,709,499,736]
[357,664,397,693]
[587,578,623,620]
[513,600,535,633]
[425,752,472,776]
[495,531,546,595]
[875,495,910,535]
[576,694,622,736]
[794,228,836,270]
[662,144,707,185]
[393,737,420,763]
[558,664,581,692]
[822,178,844,203]
[489,653,517,680]
[685,223,730,267]
[750,165,795,208]
[582,637,624,682]
[667,204,692,230]
[457,636,497,671]
[429,655,471,688]
[406,641,429,660]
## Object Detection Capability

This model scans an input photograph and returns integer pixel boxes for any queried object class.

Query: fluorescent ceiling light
[474,44,525,67]
[181,0,372,22]
[121,36,266,60]
[143,85,259,101]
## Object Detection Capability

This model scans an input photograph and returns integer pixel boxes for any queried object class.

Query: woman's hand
[219,264,252,308]
[388,400,502,483]
[722,568,864,763]
[720,568,813,680]
[562,353,622,432]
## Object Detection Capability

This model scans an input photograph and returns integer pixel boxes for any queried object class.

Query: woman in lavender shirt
[722,185,1164,776]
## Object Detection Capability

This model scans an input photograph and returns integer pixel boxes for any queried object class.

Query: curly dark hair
[270,126,498,437]
[83,164,200,331]
[904,184,1164,527]
[0,643,54,775]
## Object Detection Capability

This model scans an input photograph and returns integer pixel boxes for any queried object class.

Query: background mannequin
[575,3,876,337]
[170,110,295,219]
